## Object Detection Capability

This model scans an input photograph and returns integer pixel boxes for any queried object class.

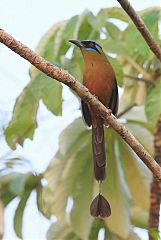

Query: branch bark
[148,115,161,239]
[117,0,161,62]
[0,28,161,180]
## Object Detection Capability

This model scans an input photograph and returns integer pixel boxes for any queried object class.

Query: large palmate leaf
[5,20,65,149]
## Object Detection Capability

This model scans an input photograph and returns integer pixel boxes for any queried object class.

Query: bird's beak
[69,39,83,48]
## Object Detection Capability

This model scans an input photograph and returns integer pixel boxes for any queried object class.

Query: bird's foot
[93,94,98,100]
[104,108,112,126]
[107,107,112,114]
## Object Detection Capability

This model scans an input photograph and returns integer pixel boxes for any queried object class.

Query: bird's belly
[83,66,115,106]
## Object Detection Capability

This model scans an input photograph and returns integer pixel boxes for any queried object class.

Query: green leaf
[64,10,100,40]
[47,218,81,240]
[63,15,79,40]
[70,151,93,239]
[118,138,151,211]
[77,10,99,40]
[36,182,49,218]
[32,21,67,65]
[14,186,33,238]
[131,206,148,229]
[9,173,32,196]
[105,21,121,39]
[145,79,161,128]
[103,129,131,239]
[108,57,124,87]
[121,8,160,61]
[98,7,129,23]
[4,80,39,149]
[88,220,104,240]
[141,8,160,40]
[43,119,90,216]
[119,106,154,133]
[120,106,147,122]
[39,74,62,114]
[100,38,127,56]
[0,173,18,205]
[123,25,153,60]
[149,229,161,240]
[62,50,83,83]
[125,121,153,155]
[13,173,41,238]
[5,21,68,149]
[5,74,62,149]
[127,230,142,240]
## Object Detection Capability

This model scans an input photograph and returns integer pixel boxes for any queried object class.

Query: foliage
[1,6,161,240]
[145,79,161,128]
[0,158,43,238]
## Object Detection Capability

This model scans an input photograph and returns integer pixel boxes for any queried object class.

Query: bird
[69,40,119,218]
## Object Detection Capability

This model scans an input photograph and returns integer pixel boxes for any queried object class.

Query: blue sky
[0,0,160,239]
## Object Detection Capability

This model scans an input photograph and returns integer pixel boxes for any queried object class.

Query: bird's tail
[92,117,106,181]
[90,192,111,218]
[91,117,111,218]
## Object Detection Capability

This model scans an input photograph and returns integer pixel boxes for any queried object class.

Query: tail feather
[92,117,106,181]
[90,194,111,218]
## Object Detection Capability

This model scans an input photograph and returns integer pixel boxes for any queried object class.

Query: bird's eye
[89,42,94,48]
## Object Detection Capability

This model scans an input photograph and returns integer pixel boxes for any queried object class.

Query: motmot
[69,40,119,218]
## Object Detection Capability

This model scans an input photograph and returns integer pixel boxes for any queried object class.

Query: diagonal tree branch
[0,28,161,180]
[116,0,161,62]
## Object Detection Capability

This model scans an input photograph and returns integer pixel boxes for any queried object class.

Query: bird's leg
[107,107,112,114]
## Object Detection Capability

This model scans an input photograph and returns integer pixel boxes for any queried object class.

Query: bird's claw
[107,107,112,114]
[93,94,98,100]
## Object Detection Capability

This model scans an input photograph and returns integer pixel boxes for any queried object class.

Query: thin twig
[117,103,136,118]
[125,74,154,85]
[116,0,161,62]
[0,28,161,179]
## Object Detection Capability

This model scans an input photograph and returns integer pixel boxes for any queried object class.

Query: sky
[0,0,160,239]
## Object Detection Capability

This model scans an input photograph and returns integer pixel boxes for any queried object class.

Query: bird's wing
[108,82,119,116]
[81,100,92,127]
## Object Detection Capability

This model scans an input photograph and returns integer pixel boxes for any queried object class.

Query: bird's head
[69,39,106,61]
